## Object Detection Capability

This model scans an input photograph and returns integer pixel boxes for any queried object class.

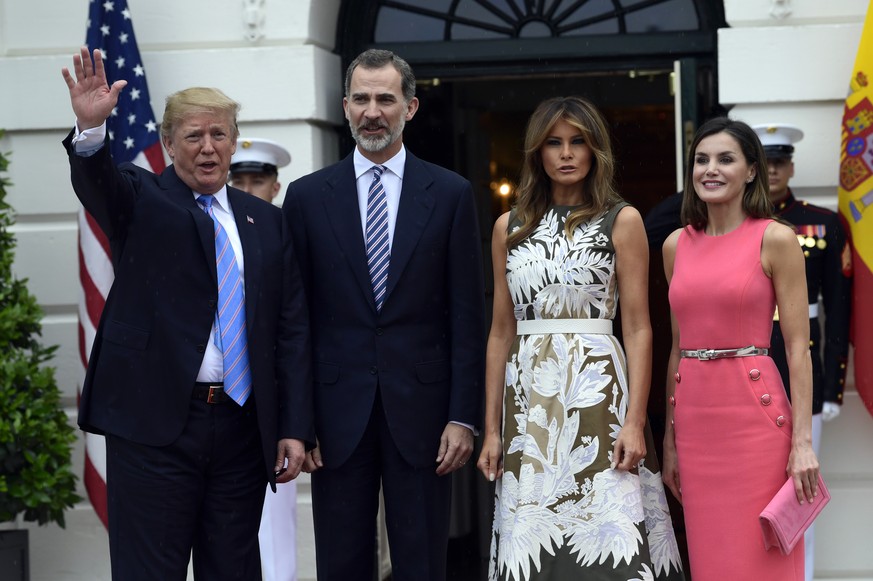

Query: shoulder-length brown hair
[507,96,622,246]
[681,117,774,230]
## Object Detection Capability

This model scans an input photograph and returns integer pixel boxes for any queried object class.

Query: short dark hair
[344,49,416,103]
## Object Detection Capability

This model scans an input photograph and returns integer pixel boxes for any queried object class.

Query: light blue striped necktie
[197,195,252,406]
[365,165,390,312]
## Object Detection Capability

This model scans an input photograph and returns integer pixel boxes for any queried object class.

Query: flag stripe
[78,243,107,331]
[79,0,166,529]
[83,450,108,528]
[77,277,99,366]
[80,210,114,297]
[141,143,164,175]
[84,209,112,259]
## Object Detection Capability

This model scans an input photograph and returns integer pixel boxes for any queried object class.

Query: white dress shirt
[353,145,406,249]
[351,145,474,434]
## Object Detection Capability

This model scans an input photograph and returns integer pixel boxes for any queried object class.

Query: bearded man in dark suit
[283,49,486,581]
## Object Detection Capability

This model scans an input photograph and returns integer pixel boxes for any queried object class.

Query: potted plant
[0,130,81,581]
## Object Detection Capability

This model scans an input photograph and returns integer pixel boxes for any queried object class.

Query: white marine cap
[752,124,804,159]
[230,137,291,175]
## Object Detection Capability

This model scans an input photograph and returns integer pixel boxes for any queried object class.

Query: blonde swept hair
[160,87,241,141]
[508,96,622,247]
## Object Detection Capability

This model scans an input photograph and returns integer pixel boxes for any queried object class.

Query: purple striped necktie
[197,195,252,405]
[365,165,390,312]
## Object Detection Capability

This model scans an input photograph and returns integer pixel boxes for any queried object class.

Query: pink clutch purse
[759,473,830,555]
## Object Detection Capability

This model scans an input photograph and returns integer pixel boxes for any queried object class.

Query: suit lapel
[385,153,434,304]
[321,155,377,309]
[162,165,218,285]
[162,167,259,327]
[228,188,262,331]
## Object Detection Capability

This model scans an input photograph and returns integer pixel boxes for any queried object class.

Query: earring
[746,177,754,183]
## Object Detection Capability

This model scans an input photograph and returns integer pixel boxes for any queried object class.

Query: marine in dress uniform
[754,123,853,581]
[230,137,292,204]
[230,138,298,581]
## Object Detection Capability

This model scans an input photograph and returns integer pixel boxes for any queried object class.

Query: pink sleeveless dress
[669,218,804,580]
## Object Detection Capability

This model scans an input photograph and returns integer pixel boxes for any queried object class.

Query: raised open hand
[61,46,128,130]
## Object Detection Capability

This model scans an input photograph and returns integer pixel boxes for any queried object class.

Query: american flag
[80,0,165,528]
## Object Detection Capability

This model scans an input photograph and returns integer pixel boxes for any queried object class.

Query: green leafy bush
[0,130,81,526]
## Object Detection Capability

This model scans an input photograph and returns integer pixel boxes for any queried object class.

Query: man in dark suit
[61,47,313,580]
[283,49,486,581]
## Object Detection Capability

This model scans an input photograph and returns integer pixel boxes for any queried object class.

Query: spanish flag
[839,1,873,417]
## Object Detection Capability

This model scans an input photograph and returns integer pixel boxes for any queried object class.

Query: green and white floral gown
[489,203,685,581]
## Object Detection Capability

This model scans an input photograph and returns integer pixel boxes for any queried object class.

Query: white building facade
[0,0,870,579]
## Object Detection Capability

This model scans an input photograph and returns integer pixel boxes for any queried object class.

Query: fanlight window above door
[374,0,701,42]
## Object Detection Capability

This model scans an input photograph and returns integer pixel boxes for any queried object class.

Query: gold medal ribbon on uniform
[796,224,828,250]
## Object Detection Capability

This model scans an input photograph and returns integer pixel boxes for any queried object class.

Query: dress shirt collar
[193,185,231,214]
[353,145,406,181]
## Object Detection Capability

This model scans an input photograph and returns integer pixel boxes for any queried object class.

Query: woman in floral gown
[477,96,685,581]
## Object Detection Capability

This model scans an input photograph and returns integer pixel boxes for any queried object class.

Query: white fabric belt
[516,318,613,335]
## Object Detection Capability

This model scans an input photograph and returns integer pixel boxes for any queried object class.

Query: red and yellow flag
[838,1,873,417]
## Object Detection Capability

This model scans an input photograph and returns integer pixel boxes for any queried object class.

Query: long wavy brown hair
[507,96,622,247]
[681,117,774,230]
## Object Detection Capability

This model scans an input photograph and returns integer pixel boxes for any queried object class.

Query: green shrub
[0,130,81,526]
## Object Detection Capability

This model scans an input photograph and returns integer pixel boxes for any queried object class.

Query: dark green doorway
[405,70,679,220]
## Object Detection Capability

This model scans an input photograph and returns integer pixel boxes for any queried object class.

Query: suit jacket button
[749,369,761,381]
[776,415,786,427]
[370,366,378,375]
[376,328,384,336]
[208,299,217,309]
[761,394,772,406]
[674,372,681,384]
[196,344,206,353]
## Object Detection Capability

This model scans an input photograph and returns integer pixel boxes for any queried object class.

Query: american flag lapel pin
[247,215,254,224]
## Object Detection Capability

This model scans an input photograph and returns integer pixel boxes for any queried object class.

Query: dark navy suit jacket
[64,132,314,484]
[283,151,485,469]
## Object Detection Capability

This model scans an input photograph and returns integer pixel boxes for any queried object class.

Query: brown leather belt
[193,382,230,404]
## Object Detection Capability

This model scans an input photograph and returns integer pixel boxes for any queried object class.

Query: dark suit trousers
[311,391,452,581]
[105,397,266,581]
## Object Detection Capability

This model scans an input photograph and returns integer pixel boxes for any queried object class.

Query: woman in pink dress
[661,118,820,580]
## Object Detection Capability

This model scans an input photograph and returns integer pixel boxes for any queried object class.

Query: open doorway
[405,70,678,220]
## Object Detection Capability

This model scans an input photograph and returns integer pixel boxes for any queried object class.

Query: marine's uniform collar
[773,189,797,214]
